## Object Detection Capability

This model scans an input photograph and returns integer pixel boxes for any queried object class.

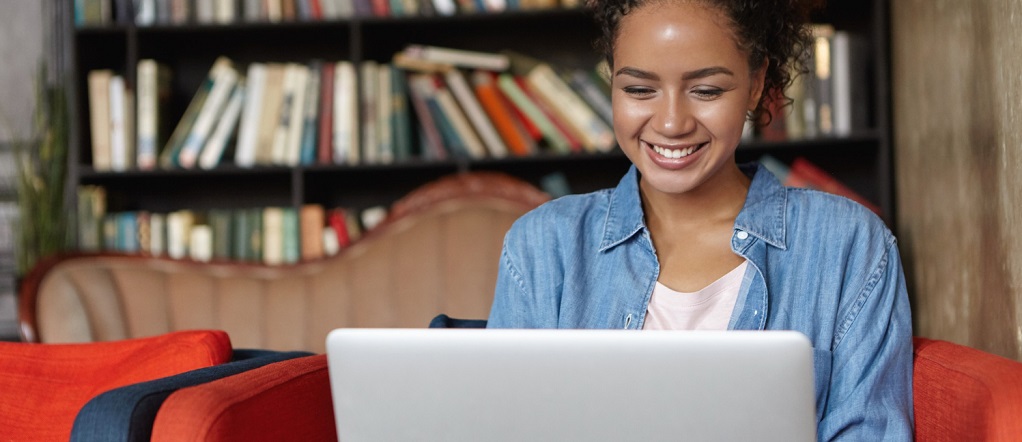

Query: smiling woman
[488,1,915,441]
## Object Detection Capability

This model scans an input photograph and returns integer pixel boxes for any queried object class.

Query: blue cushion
[429,314,488,328]
[70,349,312,442]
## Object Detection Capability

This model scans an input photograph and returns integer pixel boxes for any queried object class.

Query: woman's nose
[652,94,696,136]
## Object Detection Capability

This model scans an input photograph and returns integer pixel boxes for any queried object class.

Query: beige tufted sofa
[18,172,549,353]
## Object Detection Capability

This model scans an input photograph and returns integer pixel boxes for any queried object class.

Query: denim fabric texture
[489,163,914,441]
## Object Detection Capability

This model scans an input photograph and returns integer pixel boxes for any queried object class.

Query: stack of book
[75,0,581,26]
[86,45,617,171]
[756,24,871,141]
[77,186,385,264]
[758,155,882,217]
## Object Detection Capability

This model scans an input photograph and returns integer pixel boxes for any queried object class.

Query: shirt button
[736,231,749,240]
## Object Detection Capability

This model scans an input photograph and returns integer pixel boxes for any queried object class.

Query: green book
[231,210,251,261]
[208,209,232,261]
[391,65,413,161]
[159,58,231,169]
[248,208,263,263]
[497,73,571,154]
[282,208,300,264]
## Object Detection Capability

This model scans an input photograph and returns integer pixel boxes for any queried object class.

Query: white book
[433,78,487,159]
[256,64,286,165]
[335,0,354,18]
[377,64,393,164]
[244,0,262,21]
[149,213,165,256]
[88,70,113,171]
[527,63,615,152]
[214,0,234,23]
[402,45,509,71]
[322,228,339,256]
[284,65,309,166]
[189,225,213,262]
[262,207,284,265]
[272,64,299,165]
[196,0,216,23]
[444,69,508,158]
[431,0,457,16]
[831,31,852,136]
[200,82,245,169]
[334,61,359,165]
[177,62,239,168]
[136,0,156,25]
[108,75,129,171]
[235,63,267,167]
[483,0,506,12]
[360,61,378,164]
[136,60,158,170]
[166,210,194,260]
[266,0,283,22]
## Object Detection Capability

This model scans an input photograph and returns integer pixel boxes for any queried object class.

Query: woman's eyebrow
[614,66,658,80]
[614,66,735,81]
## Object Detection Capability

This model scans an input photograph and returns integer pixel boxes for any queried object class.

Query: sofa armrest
[151,354,335,441]
[913,337,1022,441]
[71,349,312,442]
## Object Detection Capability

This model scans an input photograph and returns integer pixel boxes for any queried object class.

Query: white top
[643,261,748,330]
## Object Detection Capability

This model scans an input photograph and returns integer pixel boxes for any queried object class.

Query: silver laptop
[326,329,816,442]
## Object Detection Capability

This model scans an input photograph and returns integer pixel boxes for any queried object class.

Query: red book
[790,157,883,216]
[473,70,536,156]
[317,62,335,164]
[370,0,390,16]
[327,208,351,248]
[310,0,323,19]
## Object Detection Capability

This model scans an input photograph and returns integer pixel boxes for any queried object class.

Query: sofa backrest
[20,172,549,353]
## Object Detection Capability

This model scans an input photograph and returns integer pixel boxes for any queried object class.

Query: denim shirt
[489,164,914,441]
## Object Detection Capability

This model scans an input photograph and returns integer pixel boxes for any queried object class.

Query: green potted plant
[11,63,71,277]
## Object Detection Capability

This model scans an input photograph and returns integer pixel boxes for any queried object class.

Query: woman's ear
[748,58,769,111]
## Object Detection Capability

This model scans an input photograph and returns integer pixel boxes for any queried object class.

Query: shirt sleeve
[487,228,558,329]
[818,239,914,441]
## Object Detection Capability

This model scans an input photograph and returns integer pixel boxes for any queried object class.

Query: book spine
[334,61,359,164]
[177,63,239,169]
[271,64,298,165]
[317,62,335,164]
[445,68,508,158]
[497,73,570,153]
[529,64,615,152]
[406,72,448,160]
[282,208,300,264]
[262,207,284,265]
[136,60,158,170]
[376,64,394,164]
[285,64,309,166]
[256,64,286,165]
[235,63,268,167]
[360,61,379,164]
[199,81,246,169]
[299,61,322,165]
[161,58,229,168]
[108,75,129,171]
[390,64,413,161]
[88,70,113,171]
[300,204,325,260]
[432,75,487,158]
[471,70,535,156]
[189,225,213,262]
[402,44,510,71]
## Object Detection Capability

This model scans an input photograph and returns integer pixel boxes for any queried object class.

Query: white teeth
[650,143,700,159]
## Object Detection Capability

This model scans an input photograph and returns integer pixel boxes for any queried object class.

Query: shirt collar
[599,163,788,252]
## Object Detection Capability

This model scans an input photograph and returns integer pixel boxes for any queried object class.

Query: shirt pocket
[812,347,833,423]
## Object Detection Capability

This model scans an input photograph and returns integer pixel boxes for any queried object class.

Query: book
[161,57,232,168]
[810,24,835,136]
[390,64,414,161]
[431,0,457,16]
[829,30,870,137]
[401,45,510,71]
[317,62,335,164]
[166,210,195,259]
[231,209,251,260]
[107,75,133,171]
[262,207,284,265]
[136,59,172,170]
[235,62,268,167]
[299,60,322,165]
[87,69,113,171]
[77,185,106,251]
[789,157,882,216]
[300,204,325,260]
[189,225,213,262]
[497,73,571,153]
[282,208,300,264]
[326,207,351,249]
[565,68,613,127]
[522,61,615,152]
[360,61,379,164]
[405,72,448,160]
[199,81,245,169]
[149,212,166,256]
[431,74,487,158]
[177,59,239,169]
[284,63,310,166]
[255,63,287,165]
[333,61,359,164]
[376,63,394,164]
[445,68,508,158]
[471,70,535,156]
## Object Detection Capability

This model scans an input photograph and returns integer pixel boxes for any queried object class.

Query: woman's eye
[622,86,656,97]
[692,88,724,100]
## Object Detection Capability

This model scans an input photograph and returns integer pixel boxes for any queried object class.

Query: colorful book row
[86,45,617,171]
[75,0,581,27]
[77,186,386,264]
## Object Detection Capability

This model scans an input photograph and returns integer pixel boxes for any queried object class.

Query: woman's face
[611,1,765,198]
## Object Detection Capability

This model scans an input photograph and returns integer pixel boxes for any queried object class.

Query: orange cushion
[913,337,1022,442]
[0,330,232,441]
[152,354,335,441]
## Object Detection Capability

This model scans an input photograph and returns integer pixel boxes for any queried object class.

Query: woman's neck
[640,163,752,232]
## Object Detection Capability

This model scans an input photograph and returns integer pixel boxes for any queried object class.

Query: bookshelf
[63,0,895,254]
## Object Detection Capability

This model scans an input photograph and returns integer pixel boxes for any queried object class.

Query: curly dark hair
[587,0,818,125]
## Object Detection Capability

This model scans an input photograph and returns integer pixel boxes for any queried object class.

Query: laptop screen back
[326,329,816,442]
